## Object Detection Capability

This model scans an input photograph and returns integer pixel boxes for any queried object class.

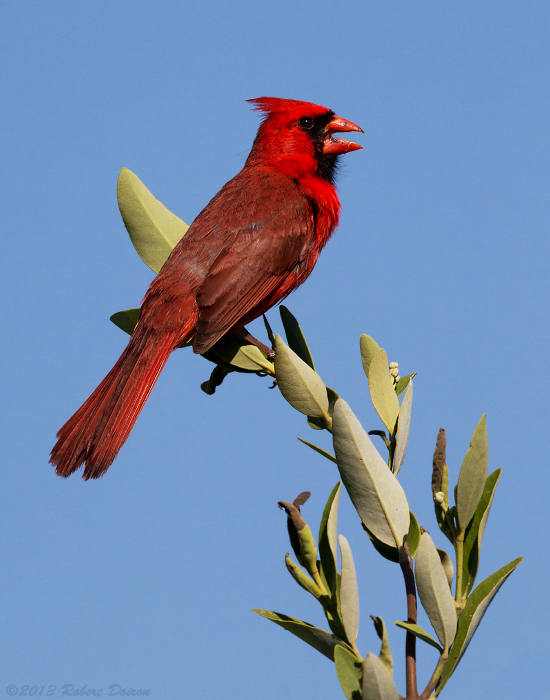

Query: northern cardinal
[50,97,362,479]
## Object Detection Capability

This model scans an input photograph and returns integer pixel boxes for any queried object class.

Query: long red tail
[50,320,193,480]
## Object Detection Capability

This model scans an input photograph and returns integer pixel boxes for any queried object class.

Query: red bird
[50,97,362,479]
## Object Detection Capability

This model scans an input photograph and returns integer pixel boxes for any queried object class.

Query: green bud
[297,524,319,577]
[278,492,318,573]
[285,553,322,599]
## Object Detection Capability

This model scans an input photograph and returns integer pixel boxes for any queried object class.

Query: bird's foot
[236,328,275,361]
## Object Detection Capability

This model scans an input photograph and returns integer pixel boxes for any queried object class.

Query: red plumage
[50,97,362,479]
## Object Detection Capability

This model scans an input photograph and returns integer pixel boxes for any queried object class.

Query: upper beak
[323,115,363,155]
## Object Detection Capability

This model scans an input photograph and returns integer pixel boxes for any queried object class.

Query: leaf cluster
[261,321,522,699]
[110,168,522,700]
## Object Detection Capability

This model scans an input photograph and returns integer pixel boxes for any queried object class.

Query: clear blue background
[1,1,548,698]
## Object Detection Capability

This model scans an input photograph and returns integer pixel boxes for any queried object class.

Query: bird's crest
[247,96,330,119]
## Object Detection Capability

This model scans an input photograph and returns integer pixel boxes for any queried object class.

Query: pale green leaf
[332,400,410,548]
[211,334,273,373]
[371,616,393,675]
[364,511,420,563]
[394,622,443,653]
[334,645,363,700]
[298,438,337,464]
[456,415,489,533]
[362,653,399,700]
[318,483,341,595]
[338,535,360,644]
[415,532,457,650]
[368,349,400,434]
[275,335,329,420]
[238,345,275,373]
[435,557,523,696]
[360,335,381,378]
[393,379,413,475]
[437,548,454,589]
[117,168,188,273]
[253,609,351,661]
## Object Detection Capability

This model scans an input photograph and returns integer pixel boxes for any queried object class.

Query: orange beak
[323,115,363,155]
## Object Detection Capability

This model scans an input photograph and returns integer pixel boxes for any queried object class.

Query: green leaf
[110,308,141,336]
[394,622,443,653]
[307,416,325,430]
[262,314,275,347]
[371,616,393,675]
[368,349,401,435]
[338,535,360,644]
[279,305,315,370]
[456,414,489,533]
[332,400,410,549]
[307,387,339,431]
[461,469,501,597]
[393,379,413,475]
[253,609,351,661]
[275,335,329,420]
[211,334,274,373]
[110,308,192,348]
[334,645,363,700]
[437,548,454,589]
[363,511,420,563]
[117,168,188,274]
[298,438,337,464]
[415,532,457,650]
[327,387,339,416]
[435,557,523,696]
[361,653,399,700]
[318,483,341,595]
[407,512,421,559]
[360,334,381,378]
[394,373,416,397]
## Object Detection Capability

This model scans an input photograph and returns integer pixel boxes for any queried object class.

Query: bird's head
[245,97,363,184]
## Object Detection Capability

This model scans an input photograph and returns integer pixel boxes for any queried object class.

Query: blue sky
[1,1,548,698]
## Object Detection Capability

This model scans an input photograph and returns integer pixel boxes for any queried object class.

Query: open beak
[323,115,363,155]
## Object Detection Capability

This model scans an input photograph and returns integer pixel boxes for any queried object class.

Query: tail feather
[51,320,193,480]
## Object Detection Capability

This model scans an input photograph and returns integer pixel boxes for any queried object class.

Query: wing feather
[193,178,314,352]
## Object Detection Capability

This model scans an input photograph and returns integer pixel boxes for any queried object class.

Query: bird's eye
[299,116,315,131]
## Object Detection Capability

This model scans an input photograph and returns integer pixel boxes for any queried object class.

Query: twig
[399,541,419,700]
[419,653,447,700]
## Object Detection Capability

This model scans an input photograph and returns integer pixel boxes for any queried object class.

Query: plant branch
[419,653,447,700]
[399,542,419,700]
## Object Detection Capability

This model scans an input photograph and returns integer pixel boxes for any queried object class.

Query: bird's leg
[234,327,275,361]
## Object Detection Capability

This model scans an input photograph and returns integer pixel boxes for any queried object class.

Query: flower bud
[285,553,322,599]
[278,492,319,576]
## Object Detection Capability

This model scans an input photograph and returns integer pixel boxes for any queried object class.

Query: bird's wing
[193,178,315,353]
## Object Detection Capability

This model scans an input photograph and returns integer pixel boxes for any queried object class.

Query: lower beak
[323,115,363,155]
